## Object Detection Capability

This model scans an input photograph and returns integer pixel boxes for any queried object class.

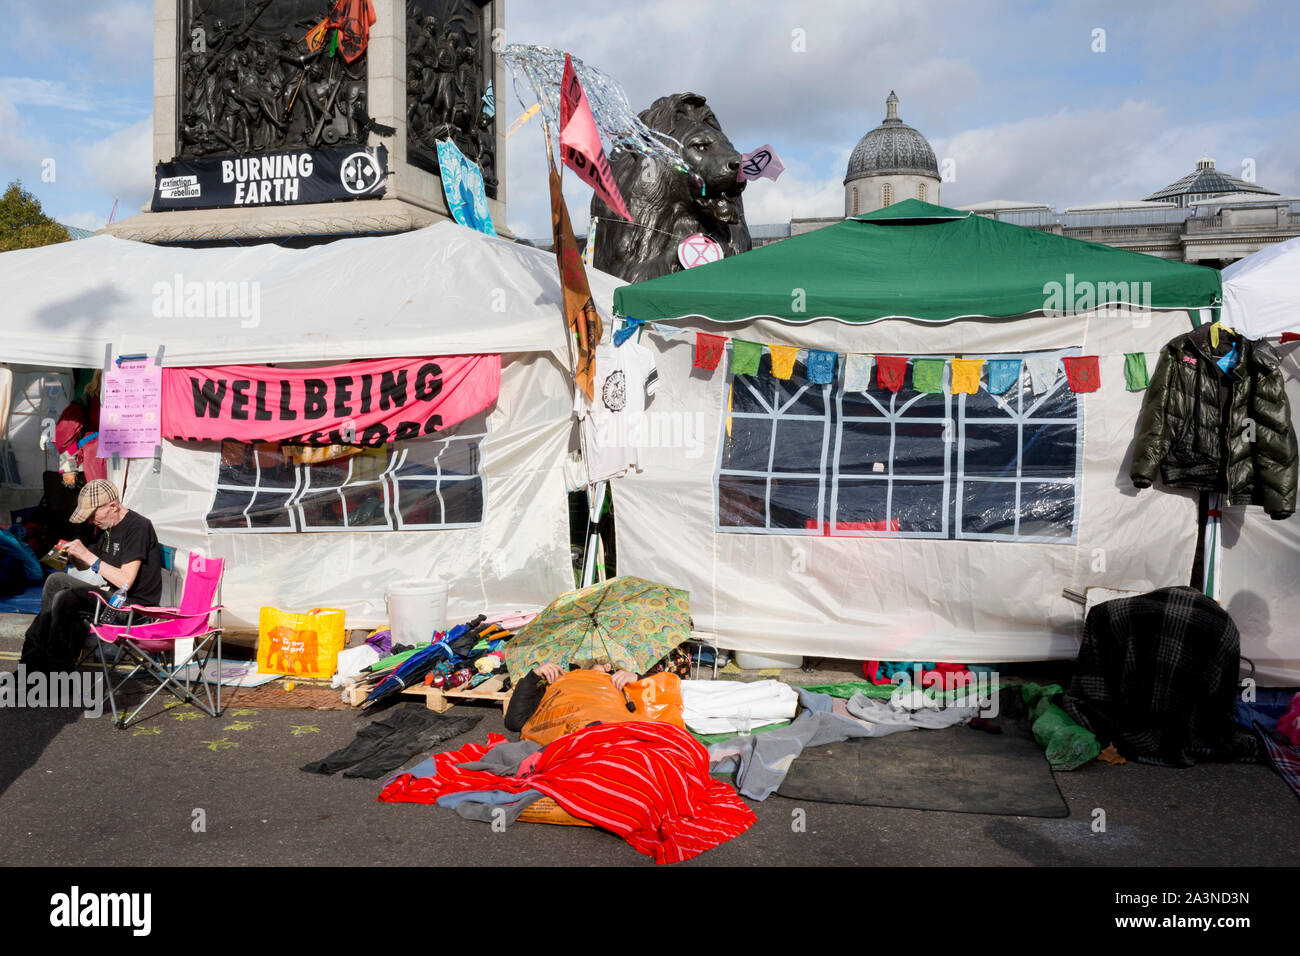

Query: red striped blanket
[379,722,756,864]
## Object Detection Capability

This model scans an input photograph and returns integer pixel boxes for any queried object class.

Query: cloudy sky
[2,0,1297,238]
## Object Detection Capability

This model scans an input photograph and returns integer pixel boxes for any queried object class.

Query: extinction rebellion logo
[340,151,383,195]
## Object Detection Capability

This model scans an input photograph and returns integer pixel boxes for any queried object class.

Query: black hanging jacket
[1131,325,1297,519]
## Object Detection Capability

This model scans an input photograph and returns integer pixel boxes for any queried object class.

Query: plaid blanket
[1063,586,1261,767]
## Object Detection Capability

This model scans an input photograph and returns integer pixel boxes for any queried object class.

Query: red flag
[694,333,727,371]
[559,54,633,222]
[323,0,376,63]
[876,356,908,392]
[1062,355,1101,393]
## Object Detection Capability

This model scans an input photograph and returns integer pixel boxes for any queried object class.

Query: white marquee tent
[0,222,624,629]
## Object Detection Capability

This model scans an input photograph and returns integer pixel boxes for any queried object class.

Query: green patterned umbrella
[504,576,690,680]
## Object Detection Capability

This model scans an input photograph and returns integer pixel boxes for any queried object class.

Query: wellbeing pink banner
[161,355,500,446]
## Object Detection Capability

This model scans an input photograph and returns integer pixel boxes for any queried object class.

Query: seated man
[19,480,163,672]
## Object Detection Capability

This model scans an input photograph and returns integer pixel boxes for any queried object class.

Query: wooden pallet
[345,676,512,714]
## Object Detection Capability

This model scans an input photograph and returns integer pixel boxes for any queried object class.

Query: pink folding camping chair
[88,553,226,729]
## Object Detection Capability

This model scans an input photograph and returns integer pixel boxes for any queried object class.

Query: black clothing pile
[1063,586,1261,767]
[301,704,483,779]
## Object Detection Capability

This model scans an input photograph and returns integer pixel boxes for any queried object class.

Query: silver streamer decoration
[500,43,687,168]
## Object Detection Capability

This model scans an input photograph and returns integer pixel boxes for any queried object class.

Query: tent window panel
[1017,481,1075,538]
[771,419,828,473]
[722,417,774,472]
[207,420,486,533]
[960,481,1018,536]
[207,488,256,530]
[1020,423,1077,476]
[892,422,949,474]
[890,480,947,534]
[341,486,390,527]
[298,488,347,530]
[1026,381,1078,419]
[718,475,768,528]
[439,478,485,526]
[732,370,774,414]
[841,393,885,418]
[898,391,948,418]
[838,421,892,473]
[768,478,822,531]
[833,479,890,530]
[962,424,1020,478]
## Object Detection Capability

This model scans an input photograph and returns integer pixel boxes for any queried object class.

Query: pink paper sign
[99,357,163,458]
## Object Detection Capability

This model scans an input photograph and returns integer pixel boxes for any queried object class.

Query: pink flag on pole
[738,144,786,183]
[559,53,633,222]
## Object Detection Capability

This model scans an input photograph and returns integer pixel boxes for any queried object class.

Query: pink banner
[559,53,633,222]
[161,355,500,446]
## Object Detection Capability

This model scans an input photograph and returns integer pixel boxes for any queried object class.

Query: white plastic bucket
[385,578,449,646]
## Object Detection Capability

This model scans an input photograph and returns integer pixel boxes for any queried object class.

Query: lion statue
[590,92,752,284]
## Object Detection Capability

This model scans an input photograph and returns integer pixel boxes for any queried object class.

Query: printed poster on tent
[99,356,162,459]
[435,139,497,236]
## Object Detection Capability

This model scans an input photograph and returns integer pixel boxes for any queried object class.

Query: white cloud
[76,118,153,212]
[0,91,54,182]
[11,1,153,82]
[0,77,91,111]
[61,210,107,231]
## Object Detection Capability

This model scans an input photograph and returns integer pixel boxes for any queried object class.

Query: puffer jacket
[1131,325,1297,519]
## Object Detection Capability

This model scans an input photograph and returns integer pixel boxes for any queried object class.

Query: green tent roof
[612,199,1222,325]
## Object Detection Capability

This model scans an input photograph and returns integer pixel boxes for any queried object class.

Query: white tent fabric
[0,223,625,629]
[0,222,623,367]
[1217,238,1300,683]
[614,308,1203,664]
[1221,236,1300,340]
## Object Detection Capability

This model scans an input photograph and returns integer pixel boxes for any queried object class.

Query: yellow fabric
[951,358,985,394]
[769,345,799,380]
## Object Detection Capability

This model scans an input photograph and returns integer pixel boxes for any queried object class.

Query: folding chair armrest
[127,604,225,621]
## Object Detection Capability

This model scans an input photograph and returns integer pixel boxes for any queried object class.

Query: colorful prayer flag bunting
[911,358,945,394]
[876,356,908,392]
[731,340,762,376]
[806,349,836,384]
[769,345,799,380]
[1062,355,1101,393]
[844,354,873,392]
[695,332,727,371]
[951,358,984,395]
[1124,352,1149,391]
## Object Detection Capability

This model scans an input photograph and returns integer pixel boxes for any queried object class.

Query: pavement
[1,620,1297,868]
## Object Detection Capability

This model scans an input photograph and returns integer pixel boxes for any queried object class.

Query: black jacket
[1131,325,1297,519]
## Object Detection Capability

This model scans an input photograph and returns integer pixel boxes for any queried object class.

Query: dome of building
[1143,156,1278,208]
[845,91,940,183]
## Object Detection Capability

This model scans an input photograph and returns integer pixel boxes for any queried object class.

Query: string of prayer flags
[769,345,799,380]
[613,318,642,347]
[806,349,837,385]
[877,356,908,392]
[986,359,1021,395]
[1124,352,1150,391]
[951,358,985,395]
[731,339,762,377]
[1024,356,1059,396]
[911,358,945,394]
[695,332,727,371]
[844,354,873,392]
[1062,355,1101,393]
